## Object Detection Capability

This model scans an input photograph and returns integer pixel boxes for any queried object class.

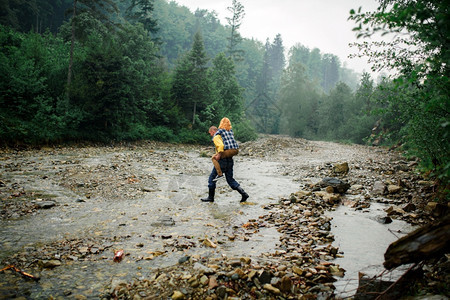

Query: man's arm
[213,135,224,160]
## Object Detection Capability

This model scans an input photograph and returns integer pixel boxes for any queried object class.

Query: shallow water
[0,141,418,298]
[328,201,417,298]
[0,151,300,298]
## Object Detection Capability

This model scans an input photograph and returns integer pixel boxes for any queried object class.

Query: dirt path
[0,136,435,299]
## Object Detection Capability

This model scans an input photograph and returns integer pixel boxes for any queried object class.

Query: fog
[174,0,380,75]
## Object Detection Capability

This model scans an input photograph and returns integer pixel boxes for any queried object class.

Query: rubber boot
[201,188,215,202]
[236,186,249,202]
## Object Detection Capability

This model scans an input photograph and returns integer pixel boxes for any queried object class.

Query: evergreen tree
[67,0,118,89]
[226,0,245,62]
[279,62,320,138]
[172,31,211,126]
[322,54,340,93]
[124,0,159,37]
[208,53,243,124]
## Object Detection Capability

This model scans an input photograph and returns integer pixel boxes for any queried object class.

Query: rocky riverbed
[0,135,446,299]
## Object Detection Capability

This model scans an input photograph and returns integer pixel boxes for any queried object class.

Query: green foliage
[226,0,245,62]
[288,44,359,93]
[233,119,258,142]
[279,62,321,139]
[0,25,69,144]
[350,0,450,191]
[207,53,244,123]
[172,30,212,127]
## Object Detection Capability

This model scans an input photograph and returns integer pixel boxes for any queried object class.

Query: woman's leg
[212,155,223,176]
[221,149,238,159]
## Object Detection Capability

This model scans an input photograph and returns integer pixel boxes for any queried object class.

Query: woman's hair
[218,117,232,131]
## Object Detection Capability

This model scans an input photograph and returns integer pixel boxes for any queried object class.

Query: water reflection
[328,202,417,298]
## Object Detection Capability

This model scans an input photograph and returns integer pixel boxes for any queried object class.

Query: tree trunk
[384,214,450,269]
[67,0,77,91]
[192,101,197,125]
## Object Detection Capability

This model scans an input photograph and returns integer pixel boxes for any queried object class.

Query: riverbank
[0,135,445,299]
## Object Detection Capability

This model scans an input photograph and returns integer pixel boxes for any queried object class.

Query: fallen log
[384,214,450,269]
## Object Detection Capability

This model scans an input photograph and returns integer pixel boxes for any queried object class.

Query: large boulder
[318,177,350,194]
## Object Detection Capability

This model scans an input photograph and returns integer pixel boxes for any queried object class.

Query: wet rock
[258,270,273,284]
[402,203,416,212]
[34,201,56,209]
[42,259,61,268]
[216,286,227,298]
[329,265,345,277]
[319,177,350,194]
[171,290,185,300]
[263,283,281,295]
[193,262,215,275]
[314,191,341,203]
[208,275,218,290]
[377,216,393,224]
[388,184,402,194]
[240,257,251,265]
[372,181,386,195]
[292,266,304,276]
[152,216,175,226]
[178,256,190,264]
[332,162,349,176]
[203,238,217,248]
[279,275,293,293]
[386,206,406,216]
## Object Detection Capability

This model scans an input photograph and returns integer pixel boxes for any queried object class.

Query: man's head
[209,126,218,137]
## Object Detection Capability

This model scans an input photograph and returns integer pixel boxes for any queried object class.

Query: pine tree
[172,31,211,126]
[226,0,245,62]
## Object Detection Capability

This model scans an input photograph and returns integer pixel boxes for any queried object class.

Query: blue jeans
[208,158,240,190]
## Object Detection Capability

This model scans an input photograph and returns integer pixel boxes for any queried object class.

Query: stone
[200,275,209,285]
[377,216,393,224]
[171,291,185,300]
[258,270,272,284]
[203,238,217,248]
[240,257,251,265]
[193,263,215,275]
[34,201,56,209]
[386,206,406,216]
[208,276,218,290]
[178,256,190,264]
[402,203,416,212]
[319,177,350,194]
[314,191,341,203]
[42,259,61,268]
[332,162,349,175]
[325,186,334,193]
[387,185,402,194]
[372,181,386,195]
[263,284,281,295]
[152,216,175,226]
[292,266,303,276]
[216,286,227,298]
[294,190,311,199]
[279,276,293,293]
[351,184,363,191]
[329,265,345,277]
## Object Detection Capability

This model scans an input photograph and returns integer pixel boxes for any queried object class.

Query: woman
[211,117,239,181]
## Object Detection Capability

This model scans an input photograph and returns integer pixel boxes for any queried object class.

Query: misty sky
[173,0,380,74]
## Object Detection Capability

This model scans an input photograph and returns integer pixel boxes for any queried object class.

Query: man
[201,126,249,203]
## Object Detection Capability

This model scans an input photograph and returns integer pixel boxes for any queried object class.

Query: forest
[0,0,448,192]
